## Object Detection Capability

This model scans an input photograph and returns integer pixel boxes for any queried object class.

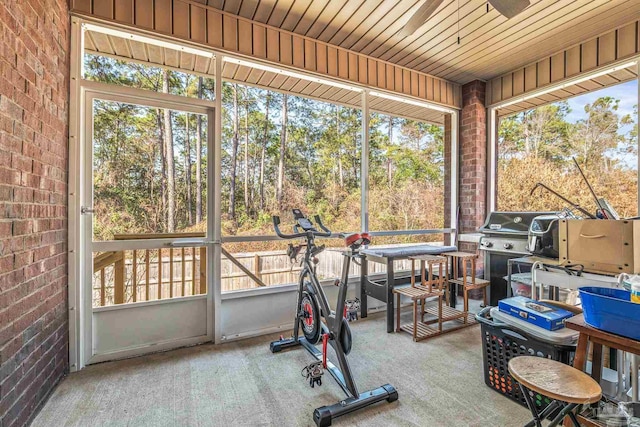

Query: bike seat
[344,233,371,248]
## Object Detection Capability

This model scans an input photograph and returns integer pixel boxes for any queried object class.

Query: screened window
[369,112,445,243]
[219,82,363,291]
[497,81,638,218]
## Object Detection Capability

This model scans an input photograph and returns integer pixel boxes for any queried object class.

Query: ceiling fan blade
[488,0,530,19]
[401,0,446,36]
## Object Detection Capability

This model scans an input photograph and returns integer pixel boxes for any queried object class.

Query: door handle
[81,206,94,215]
[579,234,605,239]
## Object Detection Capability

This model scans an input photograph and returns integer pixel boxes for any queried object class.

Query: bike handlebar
[313,215,332,235]
[272,215,332,239]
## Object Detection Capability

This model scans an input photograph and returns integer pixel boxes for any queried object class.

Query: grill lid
[479,212,553,236]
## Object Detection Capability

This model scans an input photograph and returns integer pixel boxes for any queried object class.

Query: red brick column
[443,81,487,250]
[0,1,70,425]
[458,80,487,288]
[459,80,487,244]
[443,114,452,245]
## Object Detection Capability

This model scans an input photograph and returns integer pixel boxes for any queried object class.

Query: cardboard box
[498,297,574,331]
[559,219,640,274]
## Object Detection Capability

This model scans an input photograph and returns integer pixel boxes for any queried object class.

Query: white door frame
[76,80,215,368]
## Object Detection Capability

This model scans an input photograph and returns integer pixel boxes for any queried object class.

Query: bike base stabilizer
[313,384,398,427]
[269,337,300,353]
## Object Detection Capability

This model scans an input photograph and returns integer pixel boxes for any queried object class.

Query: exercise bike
[270,209,398,427]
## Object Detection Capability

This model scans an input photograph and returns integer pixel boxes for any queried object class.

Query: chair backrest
[422,257,447,293]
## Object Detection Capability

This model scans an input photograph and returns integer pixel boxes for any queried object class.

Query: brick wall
[461,81,486,294]
[0,1,70,426]
[459,80,487,241]
[441,81,486,286]
[443,114,452,246]
[443,81,488,248]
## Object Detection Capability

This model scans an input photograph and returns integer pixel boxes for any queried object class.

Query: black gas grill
[478,212,551,305]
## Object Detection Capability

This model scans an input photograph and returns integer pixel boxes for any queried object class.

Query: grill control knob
[482,241,493,248]
[503,243,513,250]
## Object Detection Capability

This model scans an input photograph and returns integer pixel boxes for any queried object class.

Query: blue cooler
[578,287,640,341]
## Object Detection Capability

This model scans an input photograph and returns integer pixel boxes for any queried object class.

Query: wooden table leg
[463,258,468,324]
[573,333,589,372]
[591,343,603,385]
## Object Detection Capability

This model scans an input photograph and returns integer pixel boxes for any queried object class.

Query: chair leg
[411,259,416,288]
[567,410,581,427]
[420,296,425,322]
[413,299,418,342]
[483,285,488,307]
[444,257,451,306]
[463,287,469,324]
[438,296,442,332]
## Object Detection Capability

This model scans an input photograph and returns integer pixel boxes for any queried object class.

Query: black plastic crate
[476,307,576,411]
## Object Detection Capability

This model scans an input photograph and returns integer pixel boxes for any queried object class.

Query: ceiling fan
[402,0,531,36]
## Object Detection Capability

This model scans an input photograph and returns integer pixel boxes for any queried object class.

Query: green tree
[570,97,632,170]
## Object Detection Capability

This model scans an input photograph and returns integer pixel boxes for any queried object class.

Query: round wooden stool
[508,356,602,427]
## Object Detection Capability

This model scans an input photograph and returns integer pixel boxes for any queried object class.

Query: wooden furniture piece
[359,244,457,332]
[566,314,640,383]
[508,356,602,427]
[564,314,640,427]
[393,255,446,341]
[393,284,443,342]
[411,254,468,324]
[393,255,447,341]
[410,255,448,293]
[445,251,490,322]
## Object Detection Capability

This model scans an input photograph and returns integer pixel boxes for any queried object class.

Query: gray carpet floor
[33,310,531,427]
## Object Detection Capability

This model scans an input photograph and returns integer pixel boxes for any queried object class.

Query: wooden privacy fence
[93,233,421,307]
[93,234,207,307]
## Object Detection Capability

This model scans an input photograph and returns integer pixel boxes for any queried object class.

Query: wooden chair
[445,251,489,323]
[508,356,601,427]
[392,255,446,342]
[412,254,448,300]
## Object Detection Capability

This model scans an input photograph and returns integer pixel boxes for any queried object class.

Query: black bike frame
[270,213,397,427]
[294,234,358,397]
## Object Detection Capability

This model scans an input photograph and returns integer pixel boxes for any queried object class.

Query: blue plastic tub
[578,287,640,341]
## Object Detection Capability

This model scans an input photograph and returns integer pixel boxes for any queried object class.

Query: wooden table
[566,314,640,384]
[565,314,640,426]
[359,245,457,332]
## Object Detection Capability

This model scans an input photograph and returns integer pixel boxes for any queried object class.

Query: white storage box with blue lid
[489,307,578,346]
[498,296,574,331]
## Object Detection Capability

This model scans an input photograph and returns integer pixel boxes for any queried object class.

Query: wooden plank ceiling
[205,0,640,84]
[496,64,638,117]
[85,30,445,124]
